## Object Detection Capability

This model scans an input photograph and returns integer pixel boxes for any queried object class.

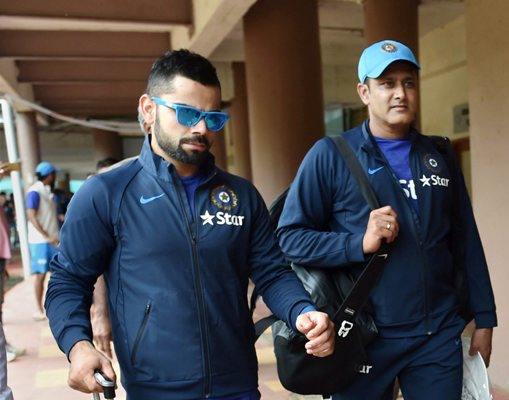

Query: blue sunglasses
[151,96,229,132]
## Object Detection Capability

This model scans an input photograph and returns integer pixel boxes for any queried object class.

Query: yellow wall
[466,0,509,390]
[420,16,468,138]
[419,16,472,194]
[322,64,360,106]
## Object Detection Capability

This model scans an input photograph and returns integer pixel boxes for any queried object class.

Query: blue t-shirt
[375,136,419,214]
[179,173,203,221]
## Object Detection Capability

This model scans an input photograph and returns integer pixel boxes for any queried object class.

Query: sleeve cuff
[346,233,366,263]
[59,328,93,360]
[474,311,498,329]
[300,305,317,314]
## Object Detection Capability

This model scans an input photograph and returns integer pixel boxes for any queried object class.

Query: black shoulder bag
[254,135,390,396]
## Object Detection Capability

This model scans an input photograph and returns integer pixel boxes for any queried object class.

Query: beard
[153,115,211,165]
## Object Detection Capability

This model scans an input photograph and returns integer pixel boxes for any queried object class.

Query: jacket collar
[360,119,421,156]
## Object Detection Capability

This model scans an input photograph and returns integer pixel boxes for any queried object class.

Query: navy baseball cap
[358,40,420,83]
[35,161,58,176]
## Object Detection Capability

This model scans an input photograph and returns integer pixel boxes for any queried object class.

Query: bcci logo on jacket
[211,185,238,211]
[423,153,442,173]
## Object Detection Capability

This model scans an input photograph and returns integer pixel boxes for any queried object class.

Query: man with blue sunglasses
[151,97,229,132]
[45,49,335,400]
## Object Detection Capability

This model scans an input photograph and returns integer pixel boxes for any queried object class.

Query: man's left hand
[296,311,335,357]
[91,305,113,359]
[470,327,493,367]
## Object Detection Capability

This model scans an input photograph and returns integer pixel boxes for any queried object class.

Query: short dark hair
[96,157,119,171]
[146,49,220,96]
[36,172,54,181]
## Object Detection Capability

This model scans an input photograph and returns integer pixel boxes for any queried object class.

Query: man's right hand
[68,340,116,394]
[47,236,59,247]
[362,205,399,254]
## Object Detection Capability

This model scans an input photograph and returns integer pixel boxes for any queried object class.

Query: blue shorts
[29,243,56,274]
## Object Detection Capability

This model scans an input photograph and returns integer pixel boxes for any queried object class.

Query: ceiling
[0,0,464,131]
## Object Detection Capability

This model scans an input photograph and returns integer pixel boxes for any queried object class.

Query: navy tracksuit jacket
[45,136,315,399]
[277,121,497,338]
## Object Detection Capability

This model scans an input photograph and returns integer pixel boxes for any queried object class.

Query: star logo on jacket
[200,210,245,226]
[211,185,238,210]
[200,210,215,225]
[420,174,449,188]
[420,174,431,187]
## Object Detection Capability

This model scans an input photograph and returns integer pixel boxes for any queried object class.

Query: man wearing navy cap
[277,40,497,399]
[26,161,60,321]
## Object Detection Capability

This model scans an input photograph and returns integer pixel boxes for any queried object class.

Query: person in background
[0,163,17,399]
[26,161,60,321]
[53,182,73,229]
[0,190,25,363]
[277,40,497,399]
[2,194,17,250]
[95,157,119,173]
[0,326,12,400]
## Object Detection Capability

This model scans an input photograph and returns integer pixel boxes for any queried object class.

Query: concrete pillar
[244,0,324,203]
[465,0,509,391]
[92,129,123,165]
[362,0,419,125]
[15,111,40,188]
[363,0,419,54]
[228,62,252,181]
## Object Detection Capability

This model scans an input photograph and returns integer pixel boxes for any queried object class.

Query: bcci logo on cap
[381,42,397,53]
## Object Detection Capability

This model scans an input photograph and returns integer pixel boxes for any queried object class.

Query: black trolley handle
[92,371,116,400]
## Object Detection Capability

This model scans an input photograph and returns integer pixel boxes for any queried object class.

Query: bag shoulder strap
[325,135,388,322]
[327,135,380,210]
[254,136,388,339]
[254,314,280,339]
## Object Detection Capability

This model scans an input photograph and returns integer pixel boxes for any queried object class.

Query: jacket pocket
[130,300,152,365]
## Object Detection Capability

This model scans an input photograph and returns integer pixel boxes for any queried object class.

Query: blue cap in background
[358,40,420,83]
[35,161,58,176]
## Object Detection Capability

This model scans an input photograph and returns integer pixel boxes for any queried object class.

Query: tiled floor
[3,254,509,400]
[2,255,292,400]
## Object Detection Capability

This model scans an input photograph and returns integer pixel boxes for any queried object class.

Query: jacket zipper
[367,143,431,333]
[173,176,212,398]
[131,302,152,364]
[408,150,432,334]
[406,147,431,334]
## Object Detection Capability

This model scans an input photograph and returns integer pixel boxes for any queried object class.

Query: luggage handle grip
[92,371,115,400]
